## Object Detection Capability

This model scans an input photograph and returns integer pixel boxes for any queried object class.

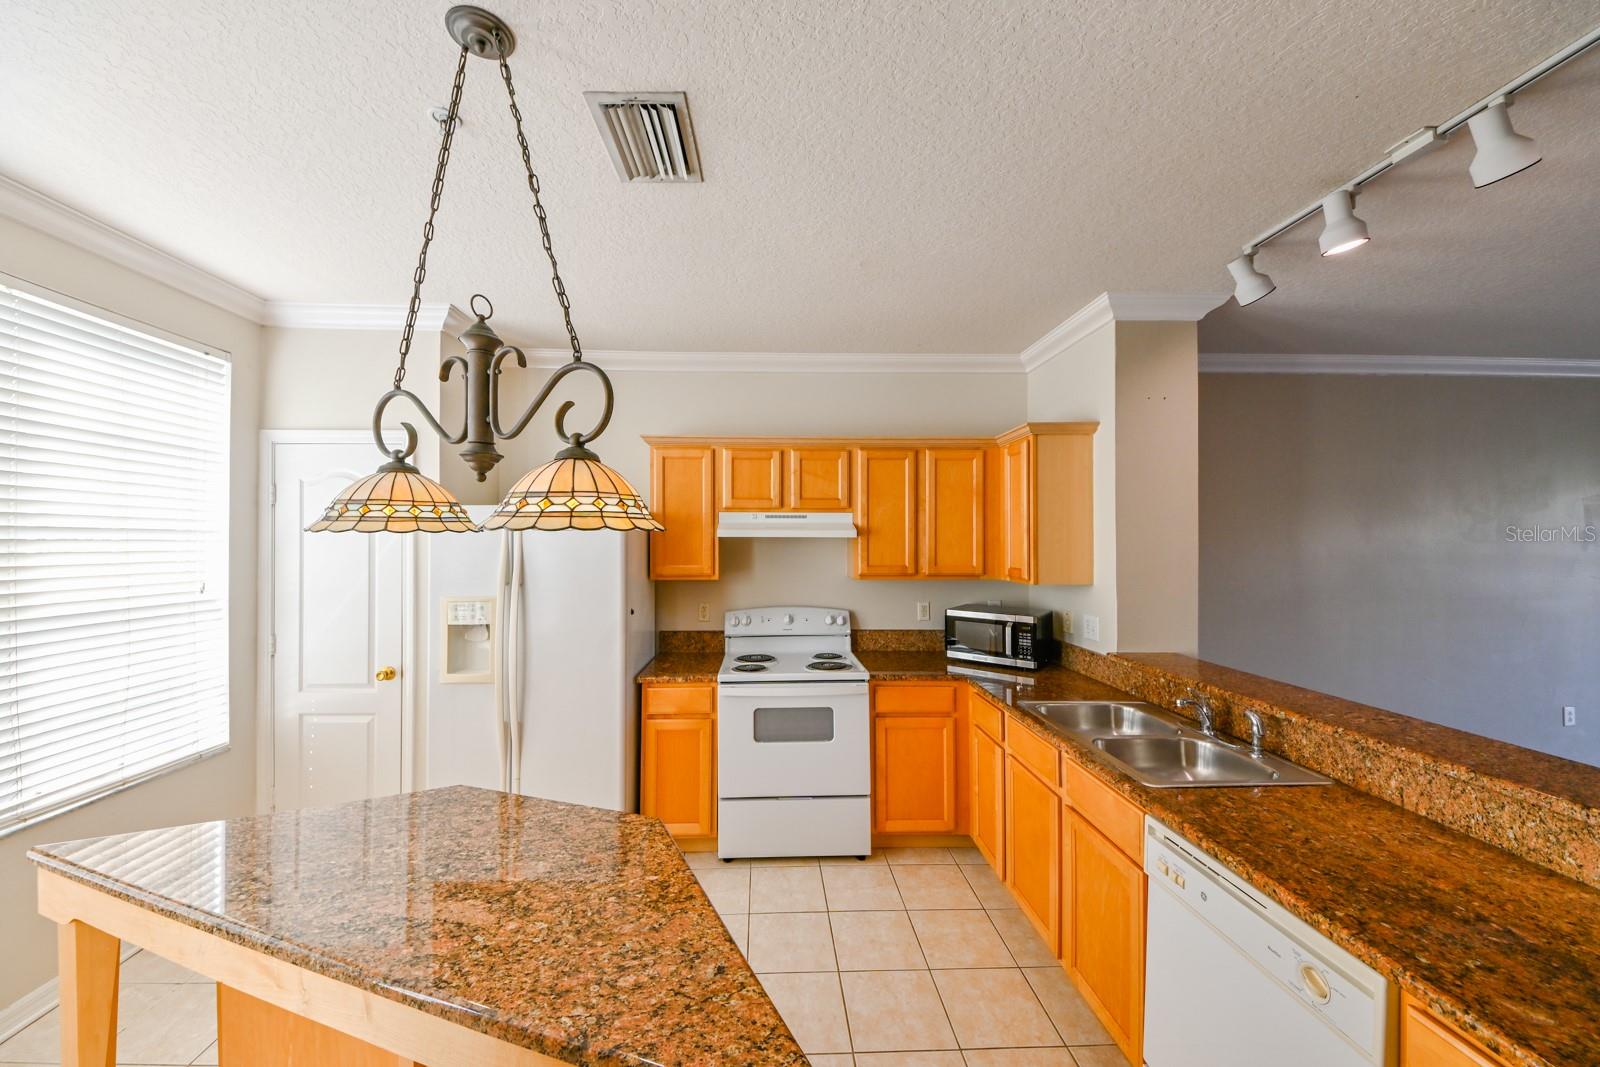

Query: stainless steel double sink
[1015,701,1330,788]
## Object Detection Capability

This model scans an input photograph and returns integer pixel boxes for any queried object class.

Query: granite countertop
[635,650,1600,1066]
[29,786,805,1067]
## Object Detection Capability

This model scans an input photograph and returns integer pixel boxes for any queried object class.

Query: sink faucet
[1243,709,1266,758]
[1174,689,1216,737]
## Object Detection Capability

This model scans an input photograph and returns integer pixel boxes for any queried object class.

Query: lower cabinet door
[1004,755,1060,952]
[641,716,715,837]
[1066,810,1146,1065]
[873,714,957,833]
[1400,993,1510,1067]
[970,724,1005,870]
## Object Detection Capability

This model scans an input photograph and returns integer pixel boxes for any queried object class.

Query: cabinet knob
[375,666,397,682]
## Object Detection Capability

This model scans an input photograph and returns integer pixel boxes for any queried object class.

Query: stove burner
[735,653,776,662]
[811,652,844,660]
[806,660,852,671]
[731,663,769,673]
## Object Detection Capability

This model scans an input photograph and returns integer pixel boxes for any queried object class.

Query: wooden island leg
[57,919,120,1067]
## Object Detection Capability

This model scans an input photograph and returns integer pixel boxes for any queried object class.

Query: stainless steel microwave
[944,605,1057,670]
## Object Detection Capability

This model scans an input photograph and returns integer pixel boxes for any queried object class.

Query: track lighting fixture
[1226,253,1276,307]
[1465,100,1541,188]
[1317,190,1369,256]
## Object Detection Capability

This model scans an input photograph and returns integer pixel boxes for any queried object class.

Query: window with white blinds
[0,280,230,835]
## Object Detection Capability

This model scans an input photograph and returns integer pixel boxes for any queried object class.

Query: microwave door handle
[1003,621,1013,656]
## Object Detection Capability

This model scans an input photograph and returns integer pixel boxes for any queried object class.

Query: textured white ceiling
[2,0,1596,353]
[1200,46,1600,359]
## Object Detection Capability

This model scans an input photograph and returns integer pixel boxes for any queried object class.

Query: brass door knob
[375,666,397,682]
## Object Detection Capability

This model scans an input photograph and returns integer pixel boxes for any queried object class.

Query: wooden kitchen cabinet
[1005,750,1061,952]
[969,699,1005,870]
[1400,993,1512,1067]
[853,447,919,578]
[1001,434,1034,582]
[639,683,716,838]
[787,447,852,510]
[993,424,1095,585]
[872,682,965,834]
[1065,808,1146,1067]
[649,446,718,580]
[719,447,784,510]
[921,447,985,577]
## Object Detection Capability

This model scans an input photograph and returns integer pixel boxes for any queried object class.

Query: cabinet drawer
[1065,760,1143,860]
[643,683,715,718]
[970,693,1004,741]
[1005,715,1061,790]
[874,682,959,715]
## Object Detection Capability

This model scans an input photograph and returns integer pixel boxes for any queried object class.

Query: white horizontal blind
[0,281,230,834]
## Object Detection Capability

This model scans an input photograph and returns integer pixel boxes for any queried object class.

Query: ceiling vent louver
[583,91,701,183]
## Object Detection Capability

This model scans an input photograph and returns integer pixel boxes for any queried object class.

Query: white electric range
[716,606,871,859]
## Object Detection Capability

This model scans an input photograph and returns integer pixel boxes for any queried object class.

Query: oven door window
[753,706,835,743]
[950,618,1008,656]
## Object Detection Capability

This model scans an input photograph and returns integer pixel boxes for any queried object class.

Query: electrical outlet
[697,602,710,622]
[1082,614,1100,641]
[916,602,931,622]
[1564,706,1578,727]
[1061,611,1072,635]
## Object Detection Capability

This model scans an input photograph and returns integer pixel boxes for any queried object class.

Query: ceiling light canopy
[309,6,659,536]
[1317,190,1370,256]
[1226,253,1276,307]
[1465,100,1541,188]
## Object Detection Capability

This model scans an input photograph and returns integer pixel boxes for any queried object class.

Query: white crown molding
[1019,291,1230,373]
[263,302,468,333]
[1200,353,1600,377]
[0,173,267,323]
[507,348,1022,374]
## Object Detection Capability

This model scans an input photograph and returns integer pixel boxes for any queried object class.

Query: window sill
[0,743,232,842]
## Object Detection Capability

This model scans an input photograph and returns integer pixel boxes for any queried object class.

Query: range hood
[717,511,858,538]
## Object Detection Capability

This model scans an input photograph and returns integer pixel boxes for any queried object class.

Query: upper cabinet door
[650,446,719,580]
[787,447,852,511]
[1003,435,1034,583]
[719,447,784,510]
[922,448,985,577]
[853,447,919,578]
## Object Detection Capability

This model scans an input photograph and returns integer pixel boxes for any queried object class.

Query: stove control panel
[725,607,851,636]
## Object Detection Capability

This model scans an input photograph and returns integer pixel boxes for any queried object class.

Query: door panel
[787,447,852,510]
[1067,810,1146,1064]
[271,441,405,812]
[971,724,1005,869]
[641,716,715,836]
[719,447,784,510]
[873,714,956,832]
[853,448,918,577]
[922,448,985,576]
[1004,436,1034,583]
[650,446,718,579]
[1005,755,1060,951]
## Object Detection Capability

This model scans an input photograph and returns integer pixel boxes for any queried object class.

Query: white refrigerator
[421,505,655,811]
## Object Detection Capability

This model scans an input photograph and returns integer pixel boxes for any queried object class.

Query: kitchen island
[30,785,805,1067]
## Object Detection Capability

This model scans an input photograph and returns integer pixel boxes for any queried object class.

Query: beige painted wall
[496,365,1029,628]
[1025,322,1119,650]
[0,216,263,1006]
[1113,323,1198,653]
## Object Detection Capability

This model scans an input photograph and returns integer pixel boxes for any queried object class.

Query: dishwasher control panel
[1145,818,1394,1063]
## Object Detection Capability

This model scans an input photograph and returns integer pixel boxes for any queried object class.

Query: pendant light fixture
[307,7,661,536]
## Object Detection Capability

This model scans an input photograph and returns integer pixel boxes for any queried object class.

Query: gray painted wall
[1199,374,1600,767]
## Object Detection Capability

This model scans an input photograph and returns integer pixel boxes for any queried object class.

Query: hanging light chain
[393,45,471,390]
[493,35,586,363]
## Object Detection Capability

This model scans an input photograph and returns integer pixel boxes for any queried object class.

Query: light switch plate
[1083,614,1100,641]
[916,601,931,622]
[1564,706,1578,727]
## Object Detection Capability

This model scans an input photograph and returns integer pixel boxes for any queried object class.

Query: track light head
[1227,253,1275,307]
[1317,190,1370,256]
[1466,101,1540,188]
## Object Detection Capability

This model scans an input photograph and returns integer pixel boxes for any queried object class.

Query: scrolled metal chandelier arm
[370,387,469,463]
[489,348,615,450]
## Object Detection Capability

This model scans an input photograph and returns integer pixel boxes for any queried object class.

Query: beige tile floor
[0,950,217,1066]
[686,845,1122,1066]
[1,846,1121,1067]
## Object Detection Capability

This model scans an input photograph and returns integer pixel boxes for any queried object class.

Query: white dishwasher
[1143,817,1396,1067]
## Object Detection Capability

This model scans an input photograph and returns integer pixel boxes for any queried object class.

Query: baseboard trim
[0,944,143,1043]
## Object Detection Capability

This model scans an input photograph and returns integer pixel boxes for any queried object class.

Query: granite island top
[29,786,806,1067]
[637,650,1600,1066]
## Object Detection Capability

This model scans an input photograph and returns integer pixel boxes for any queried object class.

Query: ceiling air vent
[583,91,702,183]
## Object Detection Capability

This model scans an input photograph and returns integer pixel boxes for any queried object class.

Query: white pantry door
[269,440,406,811]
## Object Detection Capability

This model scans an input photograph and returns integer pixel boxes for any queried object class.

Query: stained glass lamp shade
[306,459,481,533]
[485,447,663,531]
